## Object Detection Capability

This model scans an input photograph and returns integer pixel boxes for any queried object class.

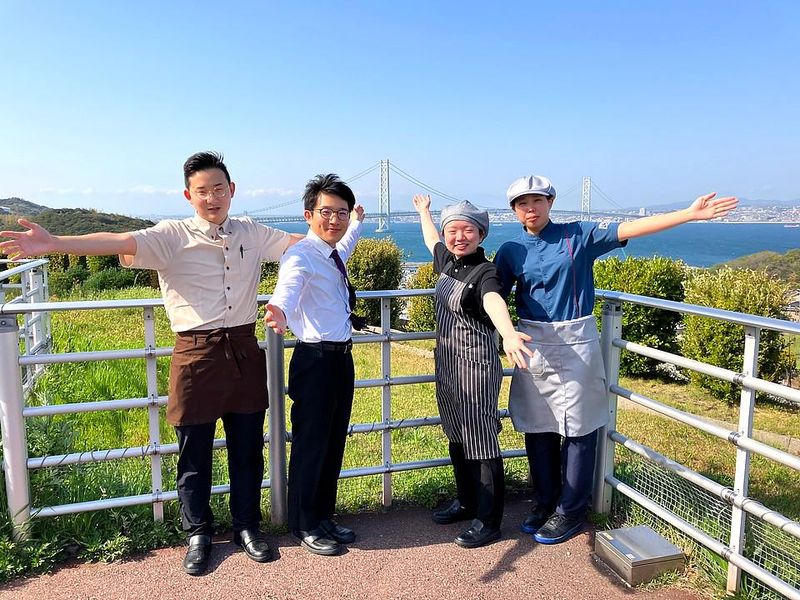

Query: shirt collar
[305,228,338,258]
[453,246,487,267]
[190,214,232,239]
[521,219,556,240]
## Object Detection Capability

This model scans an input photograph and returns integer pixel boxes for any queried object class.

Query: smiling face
[442,220,482,257]
[512,193,554,234]
[183,167,235,224]
[305,192,351,247]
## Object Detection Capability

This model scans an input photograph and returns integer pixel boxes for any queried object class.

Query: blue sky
[1,1,798,216]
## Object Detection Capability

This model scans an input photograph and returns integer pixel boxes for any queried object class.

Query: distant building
[0,206,10,214]
[639,207,647,216]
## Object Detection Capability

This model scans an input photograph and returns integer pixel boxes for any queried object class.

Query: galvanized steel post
[593,299,623,514]
[726,325,760,595]
[143,307,164,521]
[266,327,288,525]
[0,314,31,540]
[380,297,393,506]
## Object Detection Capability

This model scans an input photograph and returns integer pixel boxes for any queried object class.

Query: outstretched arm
[412,194,441,255]
[482,292,534,369]
[0,218,136,258]
[617,193,738,242]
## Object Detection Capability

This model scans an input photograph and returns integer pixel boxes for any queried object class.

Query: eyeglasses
[191,187,230,201]
[313,208,351,221]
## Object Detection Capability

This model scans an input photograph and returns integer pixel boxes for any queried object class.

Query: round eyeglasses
[314,208,351,221]
[192,187,230,201]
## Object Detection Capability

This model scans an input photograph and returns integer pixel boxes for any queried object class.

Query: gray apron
[433,266,503,460]
[509,315,608,437]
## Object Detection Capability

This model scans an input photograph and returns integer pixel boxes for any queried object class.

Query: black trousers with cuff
[175,410,266,537]
[286,341,355,532]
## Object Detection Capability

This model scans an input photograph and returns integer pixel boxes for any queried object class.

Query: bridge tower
[581,176,592,221]
[376,159,390,232]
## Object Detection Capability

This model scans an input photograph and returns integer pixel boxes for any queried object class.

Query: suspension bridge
[239,161,641,230]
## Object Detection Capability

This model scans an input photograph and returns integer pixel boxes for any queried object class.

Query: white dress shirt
[270,220,363,343]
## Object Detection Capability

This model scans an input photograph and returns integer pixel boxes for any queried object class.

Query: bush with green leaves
[48,264,90,297]
[347,237,404,328]
[83,268,141,293]
[86,255,121,274]
[680,267,792,404]
[593,256,686,377]
[406,262,437,332]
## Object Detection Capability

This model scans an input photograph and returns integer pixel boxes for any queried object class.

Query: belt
[297,340,353,354]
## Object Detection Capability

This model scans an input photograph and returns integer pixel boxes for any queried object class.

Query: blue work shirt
[494,220,626,322]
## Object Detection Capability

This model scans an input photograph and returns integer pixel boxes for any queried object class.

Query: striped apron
[433,265,503,460]
[508,315,608,437]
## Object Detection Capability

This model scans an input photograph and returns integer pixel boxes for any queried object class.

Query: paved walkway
[0,496,702,600]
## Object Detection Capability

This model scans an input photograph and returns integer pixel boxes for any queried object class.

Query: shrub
[406,262,437,332]
[593,256,686,377]
[48,264,90,297]
[83,268,141,293]
[680,267,792,404]
[258,261,280,296]
[86,255,121,274]
[348,237,404,328]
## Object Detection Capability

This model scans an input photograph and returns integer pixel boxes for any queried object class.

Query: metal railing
[0,284,799,598]
[593,291,800,600]
[0,259,52,394]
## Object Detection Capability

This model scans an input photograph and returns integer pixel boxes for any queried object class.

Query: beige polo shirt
[122,214,291,332]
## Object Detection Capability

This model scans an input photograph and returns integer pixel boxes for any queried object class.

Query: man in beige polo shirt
[0,151,302,575]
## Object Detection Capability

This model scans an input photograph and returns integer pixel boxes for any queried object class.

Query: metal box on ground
[594,525,685,587]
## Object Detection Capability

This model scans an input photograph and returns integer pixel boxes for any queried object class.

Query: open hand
[502,331,535,369]
[687,193,738,221]
[0,219,55,259]
[264,303,287,335]
[412,194,431,213]
[353,203,366,222]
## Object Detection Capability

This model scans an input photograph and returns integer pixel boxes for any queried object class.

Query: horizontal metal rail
[596,289,800,335]
[615,338,800,404]
[611,384,800,471]
[610,430,800,539]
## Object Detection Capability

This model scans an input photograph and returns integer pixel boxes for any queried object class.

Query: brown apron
[168,322,268,426]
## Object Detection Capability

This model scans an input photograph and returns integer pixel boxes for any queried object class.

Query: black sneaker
[520,507,551,535]
[533,514,583,545]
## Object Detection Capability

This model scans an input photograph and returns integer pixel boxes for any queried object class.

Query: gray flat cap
[440,200,490,239]
[506,175,557,206]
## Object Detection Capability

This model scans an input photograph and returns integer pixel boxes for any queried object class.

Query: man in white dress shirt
[265,174,365,556]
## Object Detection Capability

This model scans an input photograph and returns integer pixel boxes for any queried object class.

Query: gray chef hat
[506,175,557,206]
[440,200,490,239]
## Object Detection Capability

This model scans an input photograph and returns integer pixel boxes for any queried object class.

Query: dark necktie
[330,249,366,331]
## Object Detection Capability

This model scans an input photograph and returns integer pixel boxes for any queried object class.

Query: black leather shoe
[293,528,341,556]
[319,519,356,544]
[233,528,273,563]
[432,499,474,525]
[455,519,501,549]
[183,534,212,575]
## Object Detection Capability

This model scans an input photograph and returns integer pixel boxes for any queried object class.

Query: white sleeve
[269,250,310,313]
[336,219,363,262]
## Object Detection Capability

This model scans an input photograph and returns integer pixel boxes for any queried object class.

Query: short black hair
[183,151,231,188]
[303,174,355,211]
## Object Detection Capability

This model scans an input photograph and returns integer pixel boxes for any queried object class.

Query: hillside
[0,197,49,216]
[715,248,800,282]
[2,208,154,236]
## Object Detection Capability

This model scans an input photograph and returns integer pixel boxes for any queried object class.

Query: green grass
[1,286,798,597]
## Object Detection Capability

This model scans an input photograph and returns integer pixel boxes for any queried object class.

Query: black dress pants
[287,342,355,531]
[175,410,266,537]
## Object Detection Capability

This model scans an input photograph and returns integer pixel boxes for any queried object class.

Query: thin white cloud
[113,186,181,195]
[241,187,297,198]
